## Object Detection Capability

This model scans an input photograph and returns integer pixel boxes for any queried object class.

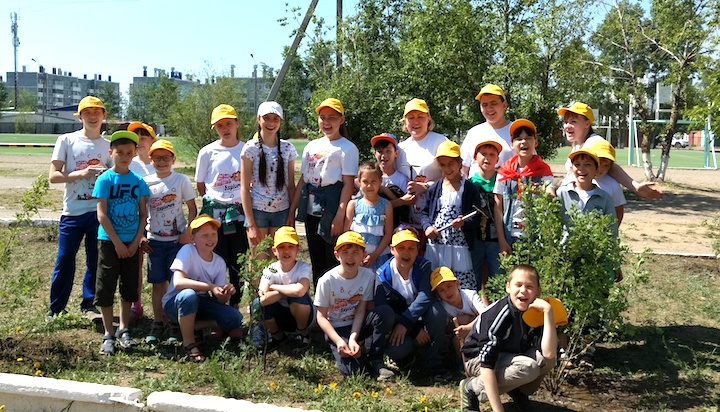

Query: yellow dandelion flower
[371,391,379,398]
[1,404,5,410]
[385,387,392,395]
[34,362,41,369]
[15,326,21,334]
[352,391,361,399]
[35,370,43,376]
[269,382,278,389]
[329,381,338,389]
[314,383,323,393]
[16,358,23,362]
[419,396,427,403]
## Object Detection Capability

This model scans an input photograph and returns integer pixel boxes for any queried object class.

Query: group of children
[48,91,636,410]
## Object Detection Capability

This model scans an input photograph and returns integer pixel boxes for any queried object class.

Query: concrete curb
[146,391,320,411]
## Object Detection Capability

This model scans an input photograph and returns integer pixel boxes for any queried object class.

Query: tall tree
[96,82,122,119]
[645,0,713,180]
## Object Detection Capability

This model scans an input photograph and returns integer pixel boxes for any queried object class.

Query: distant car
[672,133,689,148]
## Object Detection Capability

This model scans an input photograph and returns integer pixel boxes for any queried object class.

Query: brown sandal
[183,343,205,363]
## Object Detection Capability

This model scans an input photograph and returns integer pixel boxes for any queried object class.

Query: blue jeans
[49,211,99,313]
[470,240,502,287]
[147,239,182,284]
[245,208,289,229]
[325,305,394,377]
[163,289,243,333]
[384,301,448,370]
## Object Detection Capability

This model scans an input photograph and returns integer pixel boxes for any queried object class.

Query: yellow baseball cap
[190,214,221,231]
[274,226,299,247]
[557,102,595,123]
[474,84,506,101]
[109,130,138,145]
[435,140,461,159]
[334,231,366,251]
[586,140,616,162]
[568,148,600,166]
[74,96,105,115]
[210,104,238,128]
[521,297,568,328]
[127,122,157,139]
[403,98,430,117]
[148,139,175,156]
[509,119,537,137]
[430,267,458,291]
[315,98,344,116]
[391,229,420,247]
[474,138,503,155]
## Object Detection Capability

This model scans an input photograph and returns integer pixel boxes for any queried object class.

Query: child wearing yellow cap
[314,231,395,381]
[140,139,197,344]
[162,215,244,362]
[256,226,314,350]
[430,267,486,343]
[195,104,248,309]
[48,95,112,319]
[421,140,488,291]
[288,98,359,286]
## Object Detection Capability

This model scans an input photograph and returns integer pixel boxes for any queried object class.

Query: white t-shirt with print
[300,136,359,187]
[145,172,196,241]
[461,122,513,176]
[129,157,155,178]
[51,130,113,216]
[260,260,312,307]
[162,243,227,306]
[313,266,375,328]
[440,288,486,319]
[195,140,245,204]
[241,139,298,212]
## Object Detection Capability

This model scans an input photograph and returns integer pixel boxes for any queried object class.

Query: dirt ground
[0,153,718,255]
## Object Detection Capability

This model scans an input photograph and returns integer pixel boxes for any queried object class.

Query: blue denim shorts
[245,208,289,229]
[147,239,182,284]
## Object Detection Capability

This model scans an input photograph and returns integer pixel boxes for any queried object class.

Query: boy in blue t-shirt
[92,130,150,355]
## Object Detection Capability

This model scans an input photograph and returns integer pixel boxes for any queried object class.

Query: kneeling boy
[162,215,244,362]
[258,226,314,350]
[460,264,557,411]
[314,231,395,381]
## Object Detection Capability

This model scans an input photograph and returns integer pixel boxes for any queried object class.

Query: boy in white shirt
[314,231,395,381]
[258,226,314,350]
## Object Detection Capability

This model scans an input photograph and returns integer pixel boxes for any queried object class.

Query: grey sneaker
[460,378,480,412]
[371,362,395,382]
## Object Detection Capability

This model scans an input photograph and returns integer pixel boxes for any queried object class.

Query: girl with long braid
[241,102,298,260]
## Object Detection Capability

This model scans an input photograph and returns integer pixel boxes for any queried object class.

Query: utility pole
[251,54,258,112]
[336,0,342,69]
[11,12,20,109]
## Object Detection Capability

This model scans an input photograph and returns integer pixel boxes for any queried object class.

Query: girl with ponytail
[241,102,298,259]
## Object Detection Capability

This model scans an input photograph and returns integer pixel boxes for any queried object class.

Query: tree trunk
[642,150,656,180]
[657,152,670,181]
[657,66,687,181]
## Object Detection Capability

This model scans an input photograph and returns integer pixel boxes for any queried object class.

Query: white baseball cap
[257,101,284,119]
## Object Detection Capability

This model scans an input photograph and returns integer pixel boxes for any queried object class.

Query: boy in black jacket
[460,264,557,411]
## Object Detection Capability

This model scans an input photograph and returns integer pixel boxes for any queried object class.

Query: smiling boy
[460,264,557,412]
[314,231,395,381]
[493,119,554,255]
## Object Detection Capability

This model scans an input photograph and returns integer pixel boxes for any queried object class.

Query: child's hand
[451,216,465,228]
[139,238,153,254]
[330,213,344,236]
[415,328,430,345]
[246,224,260,245]
[528,297,552,315]
[347,338,361,358]
[425,226,439,239]
[406,180,427,196]
[499,239,512,255]
[362,253,378,267]
[178,230,192,245]
[454,323,472,344]
[389,324,408,346]
[400,193,416,204]
[114,242,130,259]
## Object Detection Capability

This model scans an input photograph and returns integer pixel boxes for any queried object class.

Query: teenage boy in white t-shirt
[48,96,113,319]
[257,226,314,350]
[141,139,197,344]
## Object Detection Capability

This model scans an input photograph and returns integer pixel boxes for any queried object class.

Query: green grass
[547,146,718,168]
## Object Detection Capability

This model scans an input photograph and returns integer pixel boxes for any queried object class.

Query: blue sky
[1,0,358,97]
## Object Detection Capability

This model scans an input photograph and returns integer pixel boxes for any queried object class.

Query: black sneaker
[371,362,395,382]
[291,333,311,349]
[266,333,287,351]
[432,368,453,384]
[508,388,533,410]
[460,378,480,412]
